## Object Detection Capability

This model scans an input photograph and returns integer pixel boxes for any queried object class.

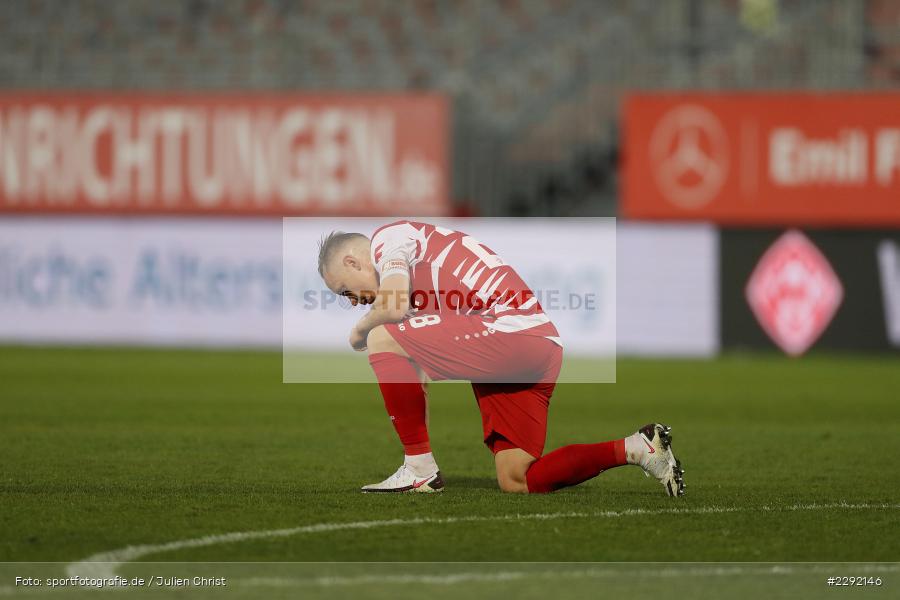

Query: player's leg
[490,426,685,496]
[478,342,684,496]
[520,438,627,493]
[532,426,684,496]
[483,411,628,494]
[368,312,513,474]
[494,447,535,493]
[491,424,683,495]
[366,324,409,357]
[362,311,532,493]
[361,325,442,493]
[368,324,435,462]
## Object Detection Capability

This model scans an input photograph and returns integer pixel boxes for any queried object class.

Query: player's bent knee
[497,474,529,494]
[366,325,398,354]
[495,462,531,494]
[366,325,386,350]
[494,448,536,493]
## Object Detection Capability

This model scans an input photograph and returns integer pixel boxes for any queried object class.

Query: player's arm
[349,272,410,350]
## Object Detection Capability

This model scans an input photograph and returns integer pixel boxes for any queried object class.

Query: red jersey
[370,220,561,346]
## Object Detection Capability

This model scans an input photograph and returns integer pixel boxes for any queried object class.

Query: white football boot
[360,465,444,493]
[626,423,685,497]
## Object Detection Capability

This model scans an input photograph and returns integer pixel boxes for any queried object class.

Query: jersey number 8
[408,314,442,328]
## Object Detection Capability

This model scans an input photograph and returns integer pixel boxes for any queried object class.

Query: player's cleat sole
[637,423,685,498]
[360,466,445,494]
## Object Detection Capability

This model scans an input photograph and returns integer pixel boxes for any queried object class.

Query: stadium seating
[0,0,894,215]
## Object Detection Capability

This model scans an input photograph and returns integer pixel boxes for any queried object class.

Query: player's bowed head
[317,231,379,307]
[317,231,412,352]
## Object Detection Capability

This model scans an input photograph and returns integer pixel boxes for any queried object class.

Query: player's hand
[349,326,368,351]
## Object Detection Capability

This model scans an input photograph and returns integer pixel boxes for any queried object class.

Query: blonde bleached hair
[317,231,368,277]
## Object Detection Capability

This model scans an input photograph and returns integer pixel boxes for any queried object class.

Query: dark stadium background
[1,2,898,599]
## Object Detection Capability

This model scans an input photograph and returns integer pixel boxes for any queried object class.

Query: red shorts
[384,313,563,458]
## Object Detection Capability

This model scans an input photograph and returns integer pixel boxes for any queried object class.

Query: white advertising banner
[877,240,900,347]
[617,223,720,356]
[0,218,282,347]
[0,218,718,357]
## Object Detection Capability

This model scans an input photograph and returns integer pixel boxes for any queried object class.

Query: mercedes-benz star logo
[649,104,729,209]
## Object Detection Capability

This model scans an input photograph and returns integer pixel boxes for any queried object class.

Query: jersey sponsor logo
[745,230,843,356]
[382,259,409,273]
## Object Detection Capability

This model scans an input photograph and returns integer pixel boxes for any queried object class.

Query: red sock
[525,440,626,493]
[368,352,430,455]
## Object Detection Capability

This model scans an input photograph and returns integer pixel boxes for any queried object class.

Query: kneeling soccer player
[317,220,685,496]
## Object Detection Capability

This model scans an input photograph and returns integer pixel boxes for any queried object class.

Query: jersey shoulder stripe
[371,220,413,241]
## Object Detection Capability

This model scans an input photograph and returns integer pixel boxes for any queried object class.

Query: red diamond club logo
[745,230,844,356]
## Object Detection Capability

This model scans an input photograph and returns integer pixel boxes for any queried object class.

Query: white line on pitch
[66,502,900,580]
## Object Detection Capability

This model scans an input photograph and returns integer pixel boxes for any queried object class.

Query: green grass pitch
[1,346,898,598]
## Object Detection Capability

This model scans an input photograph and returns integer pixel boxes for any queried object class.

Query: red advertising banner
[622,93,900,226]
[0,92,449,216]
